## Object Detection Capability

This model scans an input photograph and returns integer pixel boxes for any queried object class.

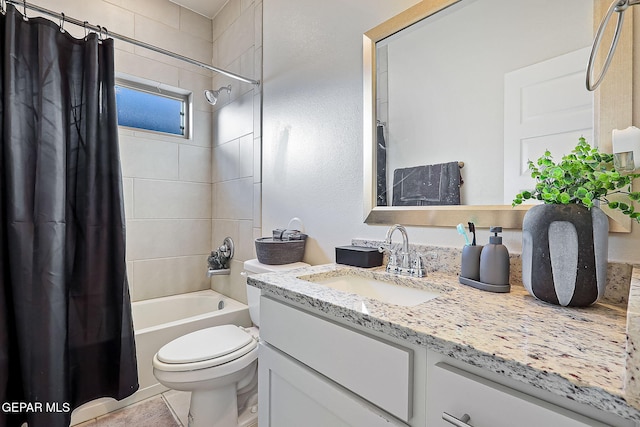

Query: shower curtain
[0,5,138,427]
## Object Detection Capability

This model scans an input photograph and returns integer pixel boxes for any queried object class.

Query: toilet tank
[243,259,309,327]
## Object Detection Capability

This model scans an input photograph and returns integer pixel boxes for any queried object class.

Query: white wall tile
[119,135,179,180]
[239,134,254,178]
[209,1,261,301]
[212,219,240,252]
[180,7,213,42]
[213,91,254,146]
[132,46,213,78]
[114,49,180,87]
[120,0,181,29]
[190,109,214,148]
[179,144,213,183]
[215,177,253,220]
[241,0,255,13]
[134,15,213,71]
[211,259,248,303]
[131,255,210,301]
[236,220,254,261]
[127,219,211,260]
[213,0,241,42]
[126,260,135,295]
[134,180,212,219]
[253,182,261,227]
[216,6,254,68]
[212,139,240,183]
[123,178,134,219]
[43,0,135,39]
[253,136,262,183]
[253,89,262,138]
[254,2,263,48]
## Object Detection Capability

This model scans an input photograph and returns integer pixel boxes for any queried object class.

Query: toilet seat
[154,325,257,372]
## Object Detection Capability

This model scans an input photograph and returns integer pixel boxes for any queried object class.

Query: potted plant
[512,137,640,307]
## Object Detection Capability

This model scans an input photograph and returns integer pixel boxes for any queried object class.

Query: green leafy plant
[512,137,640,222]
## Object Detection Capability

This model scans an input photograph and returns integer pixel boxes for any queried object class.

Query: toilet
[152,259,308,427]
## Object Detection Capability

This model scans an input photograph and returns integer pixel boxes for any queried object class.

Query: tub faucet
[207,237,234,277]
[379,224,425,277]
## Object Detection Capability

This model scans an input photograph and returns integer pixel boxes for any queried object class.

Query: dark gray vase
[522,204,608,307]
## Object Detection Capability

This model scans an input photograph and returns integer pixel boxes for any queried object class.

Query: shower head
[204,85,232,105]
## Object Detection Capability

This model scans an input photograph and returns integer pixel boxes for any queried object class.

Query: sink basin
[302,273,441,307]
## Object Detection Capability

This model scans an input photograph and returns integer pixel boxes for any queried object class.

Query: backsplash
[351,239,633,308]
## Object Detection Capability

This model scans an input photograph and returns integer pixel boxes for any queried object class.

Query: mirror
[363,0,633,231]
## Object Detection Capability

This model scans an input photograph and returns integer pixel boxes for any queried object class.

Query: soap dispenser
[479,226,510,286]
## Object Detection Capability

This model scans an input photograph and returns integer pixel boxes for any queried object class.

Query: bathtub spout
[207,268,231,277]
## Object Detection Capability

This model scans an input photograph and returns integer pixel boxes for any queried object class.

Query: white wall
[263,0,418,265]
[263,0,640,265]
[39,0,215,301]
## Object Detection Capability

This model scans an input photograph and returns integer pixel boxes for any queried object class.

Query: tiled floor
[73,390,191,427]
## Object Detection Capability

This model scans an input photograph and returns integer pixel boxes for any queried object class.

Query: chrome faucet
[379,224,425,277]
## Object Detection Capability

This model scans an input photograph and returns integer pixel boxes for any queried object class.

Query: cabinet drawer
[428,362,609,427]
[260,296,412,422]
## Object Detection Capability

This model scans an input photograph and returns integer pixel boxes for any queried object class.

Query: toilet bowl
[152,259,308,427]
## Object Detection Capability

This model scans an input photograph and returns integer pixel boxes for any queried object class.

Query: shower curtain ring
[83,21,89,40]
[103,27,108,40]
[22,0,28,20]
[59,12,65,33]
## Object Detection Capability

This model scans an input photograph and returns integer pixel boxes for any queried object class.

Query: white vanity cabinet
[257,293,635,427]
[258,295,427,427]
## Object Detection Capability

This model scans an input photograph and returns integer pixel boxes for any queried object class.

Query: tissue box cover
[335,246,383,268]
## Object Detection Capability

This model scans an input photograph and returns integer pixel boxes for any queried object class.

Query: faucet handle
[410,254,426,278]
[386,250,399,273]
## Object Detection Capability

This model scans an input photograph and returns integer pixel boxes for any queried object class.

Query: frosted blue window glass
[115,86,184,136]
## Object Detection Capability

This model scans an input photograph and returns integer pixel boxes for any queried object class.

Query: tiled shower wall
[38,0,216,301]
[116,3,215,302]
[210,0,263,304]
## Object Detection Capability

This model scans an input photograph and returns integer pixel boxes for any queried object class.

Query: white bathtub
[71,290,251,425]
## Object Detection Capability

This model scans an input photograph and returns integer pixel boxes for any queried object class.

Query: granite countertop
[248,263,640,422]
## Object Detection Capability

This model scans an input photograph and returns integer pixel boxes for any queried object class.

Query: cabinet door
[260,296,413,421]
[427,362,609,427]
[258,343,409,427]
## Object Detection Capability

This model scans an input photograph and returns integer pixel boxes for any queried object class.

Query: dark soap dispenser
[479,226,510,286]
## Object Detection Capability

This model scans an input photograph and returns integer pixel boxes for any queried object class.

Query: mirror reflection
[374,0,593,207]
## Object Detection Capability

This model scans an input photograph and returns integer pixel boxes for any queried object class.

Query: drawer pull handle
[443,412,473,427]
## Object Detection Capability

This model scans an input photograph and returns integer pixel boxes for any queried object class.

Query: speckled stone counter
[625,266,640,409]
[248,263,640,423]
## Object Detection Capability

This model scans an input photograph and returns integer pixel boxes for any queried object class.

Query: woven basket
[255,237,306,265]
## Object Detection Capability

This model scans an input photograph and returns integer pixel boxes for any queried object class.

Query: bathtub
[71,290,251,425]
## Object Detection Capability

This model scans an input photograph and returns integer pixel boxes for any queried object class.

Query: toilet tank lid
[243,259,309,274]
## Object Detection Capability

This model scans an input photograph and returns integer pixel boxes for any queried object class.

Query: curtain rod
[4,0,260,86]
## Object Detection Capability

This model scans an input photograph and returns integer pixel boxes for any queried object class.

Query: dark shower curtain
[0,5,138,427]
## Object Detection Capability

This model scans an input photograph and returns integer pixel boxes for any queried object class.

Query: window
[115,77,190,137]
